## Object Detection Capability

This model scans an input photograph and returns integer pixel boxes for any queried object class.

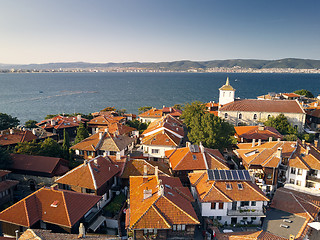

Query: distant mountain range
[1,58,320,71]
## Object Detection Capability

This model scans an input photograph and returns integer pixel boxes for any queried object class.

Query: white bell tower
[219,77,235,106]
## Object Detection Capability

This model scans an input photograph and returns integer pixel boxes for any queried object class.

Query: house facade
[189,170,269,226]
[0,170,18,208]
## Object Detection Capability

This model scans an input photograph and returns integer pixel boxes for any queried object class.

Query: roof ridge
[162,195,200,224]
[248,148,265,165]
[290,192,313,219]
[193,171,206,186]
[151,204,171,228]
[172,148,191,170]
[55,160,86,183]
[261,149,279,167]
[164,131,178,146]
[87,161,98,190]
[244,182,269,201]
[61,191,73,226]
[206,151,228,168]
[210,182,233,202]
[23,199,31,226]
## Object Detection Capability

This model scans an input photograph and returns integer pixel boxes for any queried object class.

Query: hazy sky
[1,0,319,64]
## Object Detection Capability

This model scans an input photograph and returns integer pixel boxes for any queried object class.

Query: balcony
[227,208,266,217]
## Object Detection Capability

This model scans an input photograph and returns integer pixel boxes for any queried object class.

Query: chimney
[116,152,121,160]
[314,139,319,148]
[104,127,109,133]
[186,141,191,148]
[258,139,261,146]
[269,137,273,142]
[32,128,37,136]
[199,142,204,153]
[51,184,59,191]
[302,139,306,147]
[277,138,281,142]
[155,166,159,177]
[51,119,55,126]
[9,129,14,135]
[276,147,282,159]
[99,132,103,140]
[158,179,164,196]
[258,126,265,131]
[78,222,86,238]
[15,230,19,240]
[241,137,244,143]
[252,139,256,147]
[306,146,310,155]
[143,164,148,176]
[143,189,152,199]
[77,114,81,122]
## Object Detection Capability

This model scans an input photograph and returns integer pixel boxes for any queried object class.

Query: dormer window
[226,183,232,190]
[192,155,197,160]
[237,183,243,190]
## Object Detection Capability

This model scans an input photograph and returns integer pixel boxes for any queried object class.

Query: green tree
[62,129,71,160]
[138,106,152,114]
[74,122,89,144]
[173,104,183,110]
[15,140,41,155]
[39,138,63,158]
[0,113,20,130]
[0,147,12,169]
[117,109,127,116]
[25,120,38,128]
[126,120,149,134]
[264,114,297,135]
[100,107,116,112]
[181,101,235,151]
[294,89,314,98]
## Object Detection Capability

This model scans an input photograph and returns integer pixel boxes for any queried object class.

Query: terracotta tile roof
[128,175,199,230]
[189,171,268,203]
[103,123,136,135]
[162,107,182,117]
[0,130,37,146]
[71,131,135,152]
[235,141,297,168]
[138,108,163,118]
[37,115,88,130]
[306,108,320,118]
[88,115,125,126]
[257,231,287,240]
[288,142,320,170]
[10,154,69,176]
[121,159,171,178]
[142,114,184,137]
[0,179,19,193]
[216,230,263,240]
[56,156,120,190]
[234,126,283,141]
[141,130,181,146]
[0,187,101,228]
[219,99,305,114]
[271,187,320,220]
[165,145,229,171]
[282,93,301,98]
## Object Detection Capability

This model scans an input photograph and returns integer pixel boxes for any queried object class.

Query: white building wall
[219,90,235,106]
[142,144,176,158]
[287,167,308,187]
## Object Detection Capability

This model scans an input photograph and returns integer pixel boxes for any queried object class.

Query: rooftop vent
[283,219,292,223]
[50,200,59,208]
[280,224,289,228]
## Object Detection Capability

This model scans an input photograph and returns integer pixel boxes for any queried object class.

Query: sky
[0,0,319,64]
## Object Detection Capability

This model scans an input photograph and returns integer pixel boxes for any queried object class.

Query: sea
[0,72,319,124]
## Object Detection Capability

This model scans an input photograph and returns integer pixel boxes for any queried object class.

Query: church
[217,78,306,133]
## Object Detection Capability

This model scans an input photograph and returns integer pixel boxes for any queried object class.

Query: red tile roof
[165,145,229,171]
[141,130,181,146]
[37,115,88,130]
[288,142,320,171]
[0,187,101,228]
[10,154,69,176]
[128,175,199,230]
[0,130,37,146]
[55,156,120,190]
[234,126,283,141]
[189,171,268,203]
[138,108,163,118]
[219,99,305,114]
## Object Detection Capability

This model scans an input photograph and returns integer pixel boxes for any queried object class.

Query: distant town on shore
[1,58,320,73]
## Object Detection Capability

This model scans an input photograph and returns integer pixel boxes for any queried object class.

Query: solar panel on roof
[213,169,220,180]
[238,171,245,180]
[244,171,251,180]
[208,170,214,180]
[231,170,238,180]
[220,170,227,180]
[225,170,232,180]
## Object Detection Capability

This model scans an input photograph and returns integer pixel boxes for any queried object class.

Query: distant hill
[1,58,320,71]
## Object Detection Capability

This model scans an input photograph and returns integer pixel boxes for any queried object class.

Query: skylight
[226,183,232,190]
[237,183,243,190]
[192,155,197,160]
[50,200,59,207]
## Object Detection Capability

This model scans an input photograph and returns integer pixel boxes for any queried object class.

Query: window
[181,225,186,231]
[267,173,272,179]
[290,178,295,184]
[152,149,159,154]
[238,113,242,119]
[226,183,232,190]
[237,183,243,190]
[177,225,182,231]
[219,202,224,209]
[297,169,302,175]
[241,201,249,207]
[253,114,257,120]
[217,216,222,220]
[251,201,256,206]
[173,225,177,231]
[296,180,301,186]
[267,115,271,119]
[291,167,296,174]
[251,217,257,221]
[211,202,216,209]
[192,155,197,160]
[225,113,228,119]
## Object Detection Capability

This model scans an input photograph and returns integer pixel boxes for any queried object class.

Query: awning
[88,215,107,232]
[308,222,320,230]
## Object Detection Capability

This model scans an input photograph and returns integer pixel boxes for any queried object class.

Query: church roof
[219,77,235,91]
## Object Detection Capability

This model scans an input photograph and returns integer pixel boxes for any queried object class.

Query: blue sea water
[0,72,319,124]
